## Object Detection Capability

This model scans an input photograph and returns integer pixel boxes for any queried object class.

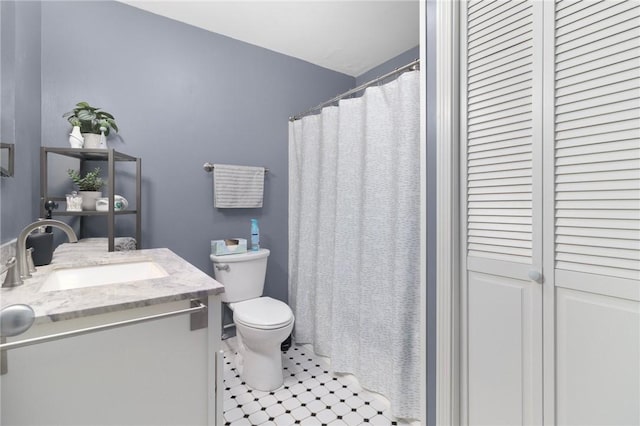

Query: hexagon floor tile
[223,338,416,426]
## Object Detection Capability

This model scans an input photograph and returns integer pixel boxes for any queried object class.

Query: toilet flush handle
[215,264,229,272]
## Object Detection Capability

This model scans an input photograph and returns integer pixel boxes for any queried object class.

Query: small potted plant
[63,102,118,149]
[68,167,105,211]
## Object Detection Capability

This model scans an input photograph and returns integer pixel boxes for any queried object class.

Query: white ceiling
[119,1,420,77]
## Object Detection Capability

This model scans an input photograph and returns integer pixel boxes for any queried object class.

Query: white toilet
[210,248,294,391]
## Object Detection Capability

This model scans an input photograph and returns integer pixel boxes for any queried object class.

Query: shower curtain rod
[289,58,420,122]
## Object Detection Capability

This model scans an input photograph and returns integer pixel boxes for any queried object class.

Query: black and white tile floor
[223,339,415,426]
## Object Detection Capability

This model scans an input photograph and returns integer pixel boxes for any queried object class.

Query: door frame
[435,0,461,425]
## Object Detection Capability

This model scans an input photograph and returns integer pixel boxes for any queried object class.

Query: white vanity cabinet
[0,296,224,426]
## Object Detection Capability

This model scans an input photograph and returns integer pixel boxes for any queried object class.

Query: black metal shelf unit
[40,147,142,251]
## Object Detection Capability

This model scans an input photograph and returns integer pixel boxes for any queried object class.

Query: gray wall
[0,0,41,243]
[40,1,355,303]
[355,46,419,86]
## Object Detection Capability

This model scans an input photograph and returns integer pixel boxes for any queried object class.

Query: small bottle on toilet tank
[250,219,260,251]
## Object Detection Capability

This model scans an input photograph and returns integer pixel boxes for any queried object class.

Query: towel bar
[203,162,268,174]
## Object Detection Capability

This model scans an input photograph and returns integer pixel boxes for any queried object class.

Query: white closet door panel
[556,288,640,426]
[555,0,608,21]
[468,272,539,425]
[463,2,542,424]
[556,178,640,192]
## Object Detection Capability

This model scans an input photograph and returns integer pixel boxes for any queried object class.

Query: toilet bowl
[210,249,295,391]
[230,297,294,391]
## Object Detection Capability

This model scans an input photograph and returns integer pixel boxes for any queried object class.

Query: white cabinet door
[461,1,544,424]
[546,2,640,424]
[1,298,223,426]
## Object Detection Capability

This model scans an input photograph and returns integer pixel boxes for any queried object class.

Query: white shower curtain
[289,71,420,420]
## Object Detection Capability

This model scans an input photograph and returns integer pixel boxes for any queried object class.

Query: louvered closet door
[549,1,640,424]
[461,1,543,424]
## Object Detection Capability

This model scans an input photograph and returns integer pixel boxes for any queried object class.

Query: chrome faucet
[12,219,77,286]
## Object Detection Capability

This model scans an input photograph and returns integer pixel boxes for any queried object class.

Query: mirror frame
[0,142,15,177]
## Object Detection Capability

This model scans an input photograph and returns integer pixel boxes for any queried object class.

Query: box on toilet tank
[211,238,247,256]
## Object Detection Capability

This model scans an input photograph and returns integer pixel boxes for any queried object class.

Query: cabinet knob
[528,270,542,283]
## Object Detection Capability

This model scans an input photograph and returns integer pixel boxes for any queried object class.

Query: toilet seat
[231,297,294,330]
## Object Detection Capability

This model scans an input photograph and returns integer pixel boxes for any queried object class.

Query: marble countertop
[0,240,224,324]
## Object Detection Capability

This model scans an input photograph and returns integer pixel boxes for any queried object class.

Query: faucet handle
[1,257,21,288]
[26,248,36,274]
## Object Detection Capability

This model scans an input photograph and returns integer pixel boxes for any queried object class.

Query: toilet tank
[210,248,270,303]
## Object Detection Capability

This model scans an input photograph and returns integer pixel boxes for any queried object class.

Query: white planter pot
[78,191,102,211]
[82,133,102,149]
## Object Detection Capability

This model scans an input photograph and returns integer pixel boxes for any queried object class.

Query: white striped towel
[213,164,265,208]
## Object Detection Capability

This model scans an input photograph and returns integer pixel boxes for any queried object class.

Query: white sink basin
[40,260,169,292]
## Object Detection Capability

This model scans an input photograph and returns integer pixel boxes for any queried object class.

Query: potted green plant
[68,167,105,211]
[63,102,118,149]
